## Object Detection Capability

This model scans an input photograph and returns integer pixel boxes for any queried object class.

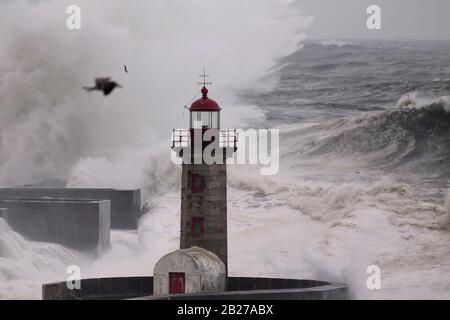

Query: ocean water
[233,39,450,299]
[254,40,450,190]
[0,1,450,300]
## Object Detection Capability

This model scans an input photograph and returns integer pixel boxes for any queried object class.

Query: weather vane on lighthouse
[198,68,212,87]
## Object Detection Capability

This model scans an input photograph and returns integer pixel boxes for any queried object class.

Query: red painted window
[169,272,185,294]
[191,174,205,193]
[191,216,205,238]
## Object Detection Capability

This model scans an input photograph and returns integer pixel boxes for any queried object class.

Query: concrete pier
[42,277,154,300]
[0,188,141,229]
[42,277,348,300]
[0,198,110,253]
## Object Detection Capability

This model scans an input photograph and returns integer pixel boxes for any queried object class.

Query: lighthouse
[41,75,348,300]
[171,74,237,274]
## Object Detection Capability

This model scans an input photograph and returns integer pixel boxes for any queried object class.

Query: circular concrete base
[42,277,348,300]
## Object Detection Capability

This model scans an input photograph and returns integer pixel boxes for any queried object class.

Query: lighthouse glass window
[191,111,219,129]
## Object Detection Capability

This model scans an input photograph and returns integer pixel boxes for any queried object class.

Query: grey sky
[299,0,450,40]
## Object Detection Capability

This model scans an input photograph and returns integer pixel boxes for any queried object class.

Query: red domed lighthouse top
[190,87,221,112]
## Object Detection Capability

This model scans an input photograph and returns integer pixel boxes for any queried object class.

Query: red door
[169,272,185,294]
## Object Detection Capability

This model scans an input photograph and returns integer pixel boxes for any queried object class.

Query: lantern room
[171,78,238,159]
[190,87,221,129]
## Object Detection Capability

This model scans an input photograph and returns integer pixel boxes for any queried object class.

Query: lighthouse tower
[172,75,237,273]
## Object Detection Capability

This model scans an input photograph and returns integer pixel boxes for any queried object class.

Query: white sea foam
[0,218,86,299]
[396,92,450,112]
[227,167,450,299]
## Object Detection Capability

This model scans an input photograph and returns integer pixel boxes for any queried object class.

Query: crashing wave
[0,218,84,299]
[283,97,450,176]
[397,93,450,111]
[396,92,418,108]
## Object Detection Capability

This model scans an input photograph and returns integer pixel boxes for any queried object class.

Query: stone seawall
[0,188,141,229]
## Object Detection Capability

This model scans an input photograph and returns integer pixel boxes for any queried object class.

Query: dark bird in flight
[124,65,128,73]
[83,78,122,96]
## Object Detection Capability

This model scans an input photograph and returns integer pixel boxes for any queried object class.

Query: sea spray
[0,0,312,299]
[0,0,311,188]
[0,218,86,299]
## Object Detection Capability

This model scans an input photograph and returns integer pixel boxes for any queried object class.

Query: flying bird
[83,78,123,96]
[124,65,128,73]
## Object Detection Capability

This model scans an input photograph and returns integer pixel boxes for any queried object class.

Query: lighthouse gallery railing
[171,129,238,149]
